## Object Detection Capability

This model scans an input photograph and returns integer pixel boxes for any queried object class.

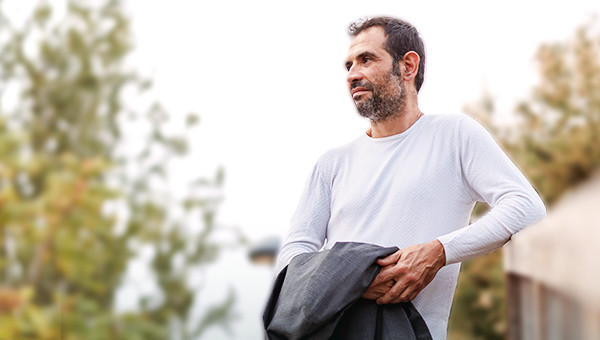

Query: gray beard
[355,73,406,123]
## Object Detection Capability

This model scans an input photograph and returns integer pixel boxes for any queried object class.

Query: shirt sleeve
[436,116,546,265]
[275,153,333,274]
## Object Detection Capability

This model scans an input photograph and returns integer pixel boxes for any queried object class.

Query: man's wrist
[432,239,446,269]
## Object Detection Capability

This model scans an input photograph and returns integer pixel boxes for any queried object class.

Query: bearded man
[274,16,546,340]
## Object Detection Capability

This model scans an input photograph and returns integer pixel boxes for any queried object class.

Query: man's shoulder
[424,113,489,137]
[425,113,475,127]
[314,138,358,165]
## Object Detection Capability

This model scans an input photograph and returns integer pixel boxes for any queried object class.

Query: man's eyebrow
[345,51,378,68]
[357,51,377,60]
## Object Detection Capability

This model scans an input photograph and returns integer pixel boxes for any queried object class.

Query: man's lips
[351,87,369,98]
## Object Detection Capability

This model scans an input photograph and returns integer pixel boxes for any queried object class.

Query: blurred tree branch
[0,0,241,338]
[468,19,600,205]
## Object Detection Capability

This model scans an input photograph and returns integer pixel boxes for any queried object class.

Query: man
[275,17,546,340]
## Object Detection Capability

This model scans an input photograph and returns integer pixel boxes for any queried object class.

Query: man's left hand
[372,239,446,304]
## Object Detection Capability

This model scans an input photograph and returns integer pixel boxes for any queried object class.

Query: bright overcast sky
[127,0,599,246]
[2,0,596,250]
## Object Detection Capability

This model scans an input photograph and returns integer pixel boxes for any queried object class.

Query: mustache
[351,80,374,91]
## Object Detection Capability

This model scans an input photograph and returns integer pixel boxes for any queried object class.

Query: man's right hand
[362,240,446,304]
[362,265,396,300]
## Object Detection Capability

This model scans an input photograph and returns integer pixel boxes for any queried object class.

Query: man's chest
[330,146,461,214]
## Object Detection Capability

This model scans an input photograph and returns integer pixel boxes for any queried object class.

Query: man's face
[345,27,405,122]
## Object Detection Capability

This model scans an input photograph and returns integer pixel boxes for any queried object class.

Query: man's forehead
[347,26,387,59]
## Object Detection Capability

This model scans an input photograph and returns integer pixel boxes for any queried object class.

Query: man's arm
[275,154,333,274]
[364,116,546,303]
[436,116,546,264]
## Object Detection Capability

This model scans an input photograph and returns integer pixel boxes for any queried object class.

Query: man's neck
[368,104,423,138]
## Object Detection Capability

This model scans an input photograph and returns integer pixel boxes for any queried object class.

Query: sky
[3,0,598,338]
[126,0,598,245]
[124,1,598,338]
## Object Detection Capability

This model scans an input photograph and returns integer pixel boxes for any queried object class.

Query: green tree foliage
[449,20,600,340]
[0,1,239,338]
[503,22,600,204]
[469,20,600,206]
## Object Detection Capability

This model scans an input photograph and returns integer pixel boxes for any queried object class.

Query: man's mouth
[351,87,368,98]
[351,84,372,100]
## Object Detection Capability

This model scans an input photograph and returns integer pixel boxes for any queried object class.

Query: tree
[0,1,239,339]
[469,20,600,205]
[449,20,600,340]
[502,21,600,204]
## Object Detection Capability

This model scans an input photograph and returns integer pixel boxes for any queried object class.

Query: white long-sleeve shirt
[276,114,546,340]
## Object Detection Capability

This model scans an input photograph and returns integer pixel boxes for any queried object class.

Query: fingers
[377,280,408,304]
[370,266,396,289]
[362,279,394,300]
[376,286,398,304]
[375,266,435,304]
[375,263,422,304]
[376,250,401,266]
[377,277,423,304]
[372,264,398,284]
[373,242,445,304]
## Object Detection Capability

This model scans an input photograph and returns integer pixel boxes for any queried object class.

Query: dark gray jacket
[263,242,432,340]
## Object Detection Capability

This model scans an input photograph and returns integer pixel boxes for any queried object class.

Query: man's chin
[356,108,376,121]
[354,100,370,112]
[356,106,396,123]
[353,93,371,102]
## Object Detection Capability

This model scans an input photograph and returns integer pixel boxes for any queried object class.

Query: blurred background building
[505,173,600,340]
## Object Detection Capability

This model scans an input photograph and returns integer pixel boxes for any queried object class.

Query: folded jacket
[263,242,432,340]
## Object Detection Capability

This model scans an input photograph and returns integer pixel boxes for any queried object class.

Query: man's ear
[400,51,420,82]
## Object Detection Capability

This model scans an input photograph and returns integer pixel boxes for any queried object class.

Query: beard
[352,67,406,123]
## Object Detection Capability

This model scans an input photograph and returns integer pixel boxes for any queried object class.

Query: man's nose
[346,65,363,85]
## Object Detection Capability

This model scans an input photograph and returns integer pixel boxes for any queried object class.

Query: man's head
[345,17,425,123]
[348,17,426,92]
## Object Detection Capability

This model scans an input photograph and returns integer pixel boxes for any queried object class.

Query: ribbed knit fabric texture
[276,114,546,340]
